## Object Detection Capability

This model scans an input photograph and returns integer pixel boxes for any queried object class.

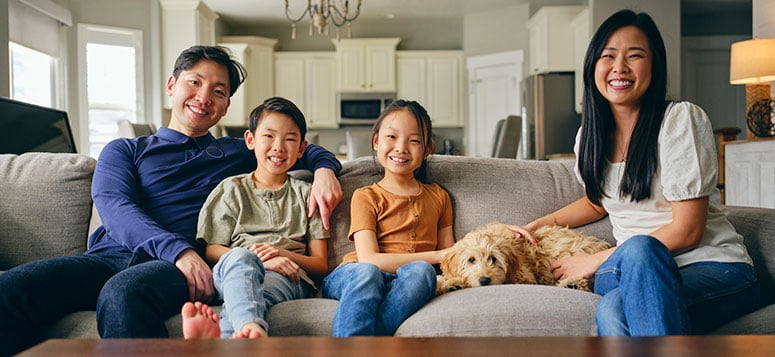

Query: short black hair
[172,45,247,98]
[248,97,307,139]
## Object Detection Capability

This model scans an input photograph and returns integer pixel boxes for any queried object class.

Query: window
[78,24,144,158]
[7,0,70,109]
[9,42,56,107]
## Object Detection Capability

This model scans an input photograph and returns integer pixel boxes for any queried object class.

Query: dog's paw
[557,278,592,292]
[437,276,467,295]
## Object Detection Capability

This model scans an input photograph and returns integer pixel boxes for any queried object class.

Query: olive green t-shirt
[196,173,329,287]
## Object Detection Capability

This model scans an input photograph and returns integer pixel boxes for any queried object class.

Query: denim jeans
[0,251,190,355]
[322,261,436,337]
[213,248,312,337]
[594,235,760,336]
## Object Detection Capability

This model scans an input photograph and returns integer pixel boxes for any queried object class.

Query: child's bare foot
[182,301,221,339]
[231,322,267,339]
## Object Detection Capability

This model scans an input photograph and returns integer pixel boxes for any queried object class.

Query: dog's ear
[440,245,455,276]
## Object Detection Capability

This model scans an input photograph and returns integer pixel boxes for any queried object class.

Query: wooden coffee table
[18,335,775,356]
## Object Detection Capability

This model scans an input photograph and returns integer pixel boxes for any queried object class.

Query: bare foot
[231,322,267,339]
[182,301,221,339]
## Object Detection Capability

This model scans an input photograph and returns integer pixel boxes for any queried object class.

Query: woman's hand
[549,250,611,280]
[505,224,539,246]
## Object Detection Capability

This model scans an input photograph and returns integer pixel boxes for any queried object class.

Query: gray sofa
[1,153,774,339]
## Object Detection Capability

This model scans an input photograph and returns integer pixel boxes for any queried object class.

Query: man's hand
[308,168,342,230]
[263,256,301,284]
[174,249,214,302]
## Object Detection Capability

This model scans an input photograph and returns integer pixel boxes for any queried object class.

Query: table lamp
[729,38,775,138]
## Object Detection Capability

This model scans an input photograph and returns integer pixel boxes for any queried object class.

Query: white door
[466,51,523,157]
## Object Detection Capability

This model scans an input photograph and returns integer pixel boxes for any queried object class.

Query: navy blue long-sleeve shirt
[85,127,341,266]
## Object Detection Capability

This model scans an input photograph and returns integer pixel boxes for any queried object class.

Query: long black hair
[371,99,435,183]
[578,9,669,204]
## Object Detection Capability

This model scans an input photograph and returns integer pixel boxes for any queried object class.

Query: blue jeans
[594,235,760,336]
[214,248,312,338]
[322,261,436,337]
[0,251,190,355]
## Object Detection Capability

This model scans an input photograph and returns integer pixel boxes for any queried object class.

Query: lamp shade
[730,38,775,84]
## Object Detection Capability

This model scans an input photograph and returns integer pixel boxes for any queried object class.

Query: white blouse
[574,101,752,267]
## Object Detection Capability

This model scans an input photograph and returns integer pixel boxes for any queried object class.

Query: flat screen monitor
[0,96,77,154]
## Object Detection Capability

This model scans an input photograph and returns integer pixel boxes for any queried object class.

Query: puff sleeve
[658,102,718,201]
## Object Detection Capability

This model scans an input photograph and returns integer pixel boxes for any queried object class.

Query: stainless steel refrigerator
[519,72,580,160]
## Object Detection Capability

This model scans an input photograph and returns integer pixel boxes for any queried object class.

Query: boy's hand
[249,243,282,262]
[308,168,343,230]
[263,256,300,284]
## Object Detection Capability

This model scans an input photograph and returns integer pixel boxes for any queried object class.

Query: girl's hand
[249,243,282,262]
[549,253,600,281]
[263,256,300,284]
[505,224,539,246]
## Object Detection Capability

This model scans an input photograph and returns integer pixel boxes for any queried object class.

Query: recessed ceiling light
[385,13,395,19]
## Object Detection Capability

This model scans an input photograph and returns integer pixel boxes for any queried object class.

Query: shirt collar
[157,126,216,148]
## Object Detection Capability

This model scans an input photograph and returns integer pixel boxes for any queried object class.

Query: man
[0,45,342,355]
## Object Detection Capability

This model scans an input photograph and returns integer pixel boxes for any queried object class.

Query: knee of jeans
[398,261,436,290]
[618,235,668,260]
[215,248,263,274]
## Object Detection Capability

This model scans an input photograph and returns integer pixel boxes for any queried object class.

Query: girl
[322,100,455,337]
[508,10,759,335]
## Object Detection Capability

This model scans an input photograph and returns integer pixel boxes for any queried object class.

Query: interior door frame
[465,50,524,157]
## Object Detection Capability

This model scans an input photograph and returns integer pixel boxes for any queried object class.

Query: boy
[182,97,329,338]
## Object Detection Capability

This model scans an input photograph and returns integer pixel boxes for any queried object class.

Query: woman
[508,9,759,335]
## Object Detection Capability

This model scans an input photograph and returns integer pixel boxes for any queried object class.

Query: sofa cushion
[328,156,615,270]
[396,285,599,336]
[726,206,775,305]
[0,153,96,270]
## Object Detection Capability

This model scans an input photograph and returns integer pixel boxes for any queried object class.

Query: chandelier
[284,0,362,40]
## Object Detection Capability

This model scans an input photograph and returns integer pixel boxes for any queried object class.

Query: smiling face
[594,25,653,112]
[245,111,307,187]
[166,59,231,137]
[372,108,430,180]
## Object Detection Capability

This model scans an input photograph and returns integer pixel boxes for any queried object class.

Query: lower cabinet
[725,139,775,208]
[275,52,338,129]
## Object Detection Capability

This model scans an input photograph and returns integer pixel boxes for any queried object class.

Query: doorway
[466,50,523,157]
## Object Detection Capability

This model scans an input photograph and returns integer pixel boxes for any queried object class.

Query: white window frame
[77,23,144,157]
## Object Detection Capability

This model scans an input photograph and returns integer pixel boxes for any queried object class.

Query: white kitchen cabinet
[160,0,218,109]
[571,8,590,114]
[219,36,278,127]
[275,52,338,129]
[334,38,400,92]
[725,139,775,208]
[526,6,585,75]
[397,51,464,128]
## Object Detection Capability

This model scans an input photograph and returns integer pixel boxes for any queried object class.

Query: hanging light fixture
[284,0,362,40]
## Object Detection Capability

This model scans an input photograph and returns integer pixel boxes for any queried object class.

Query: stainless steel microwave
[337,92,396,125]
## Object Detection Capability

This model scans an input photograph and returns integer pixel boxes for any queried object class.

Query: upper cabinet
[334,38,400,92]
[219,36,278,127]
[397,51,464,128]
[160,0,218,108]
[275,52,338,129]
[526,6,584,75]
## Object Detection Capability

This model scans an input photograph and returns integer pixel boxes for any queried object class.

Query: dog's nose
[479,277,491,286]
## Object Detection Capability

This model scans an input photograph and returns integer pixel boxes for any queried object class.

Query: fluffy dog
[436,223,611,295]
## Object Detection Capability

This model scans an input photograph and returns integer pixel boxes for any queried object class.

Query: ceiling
[202,0,752,28]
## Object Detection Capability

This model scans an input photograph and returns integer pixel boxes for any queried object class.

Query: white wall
[54,0,161,138]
